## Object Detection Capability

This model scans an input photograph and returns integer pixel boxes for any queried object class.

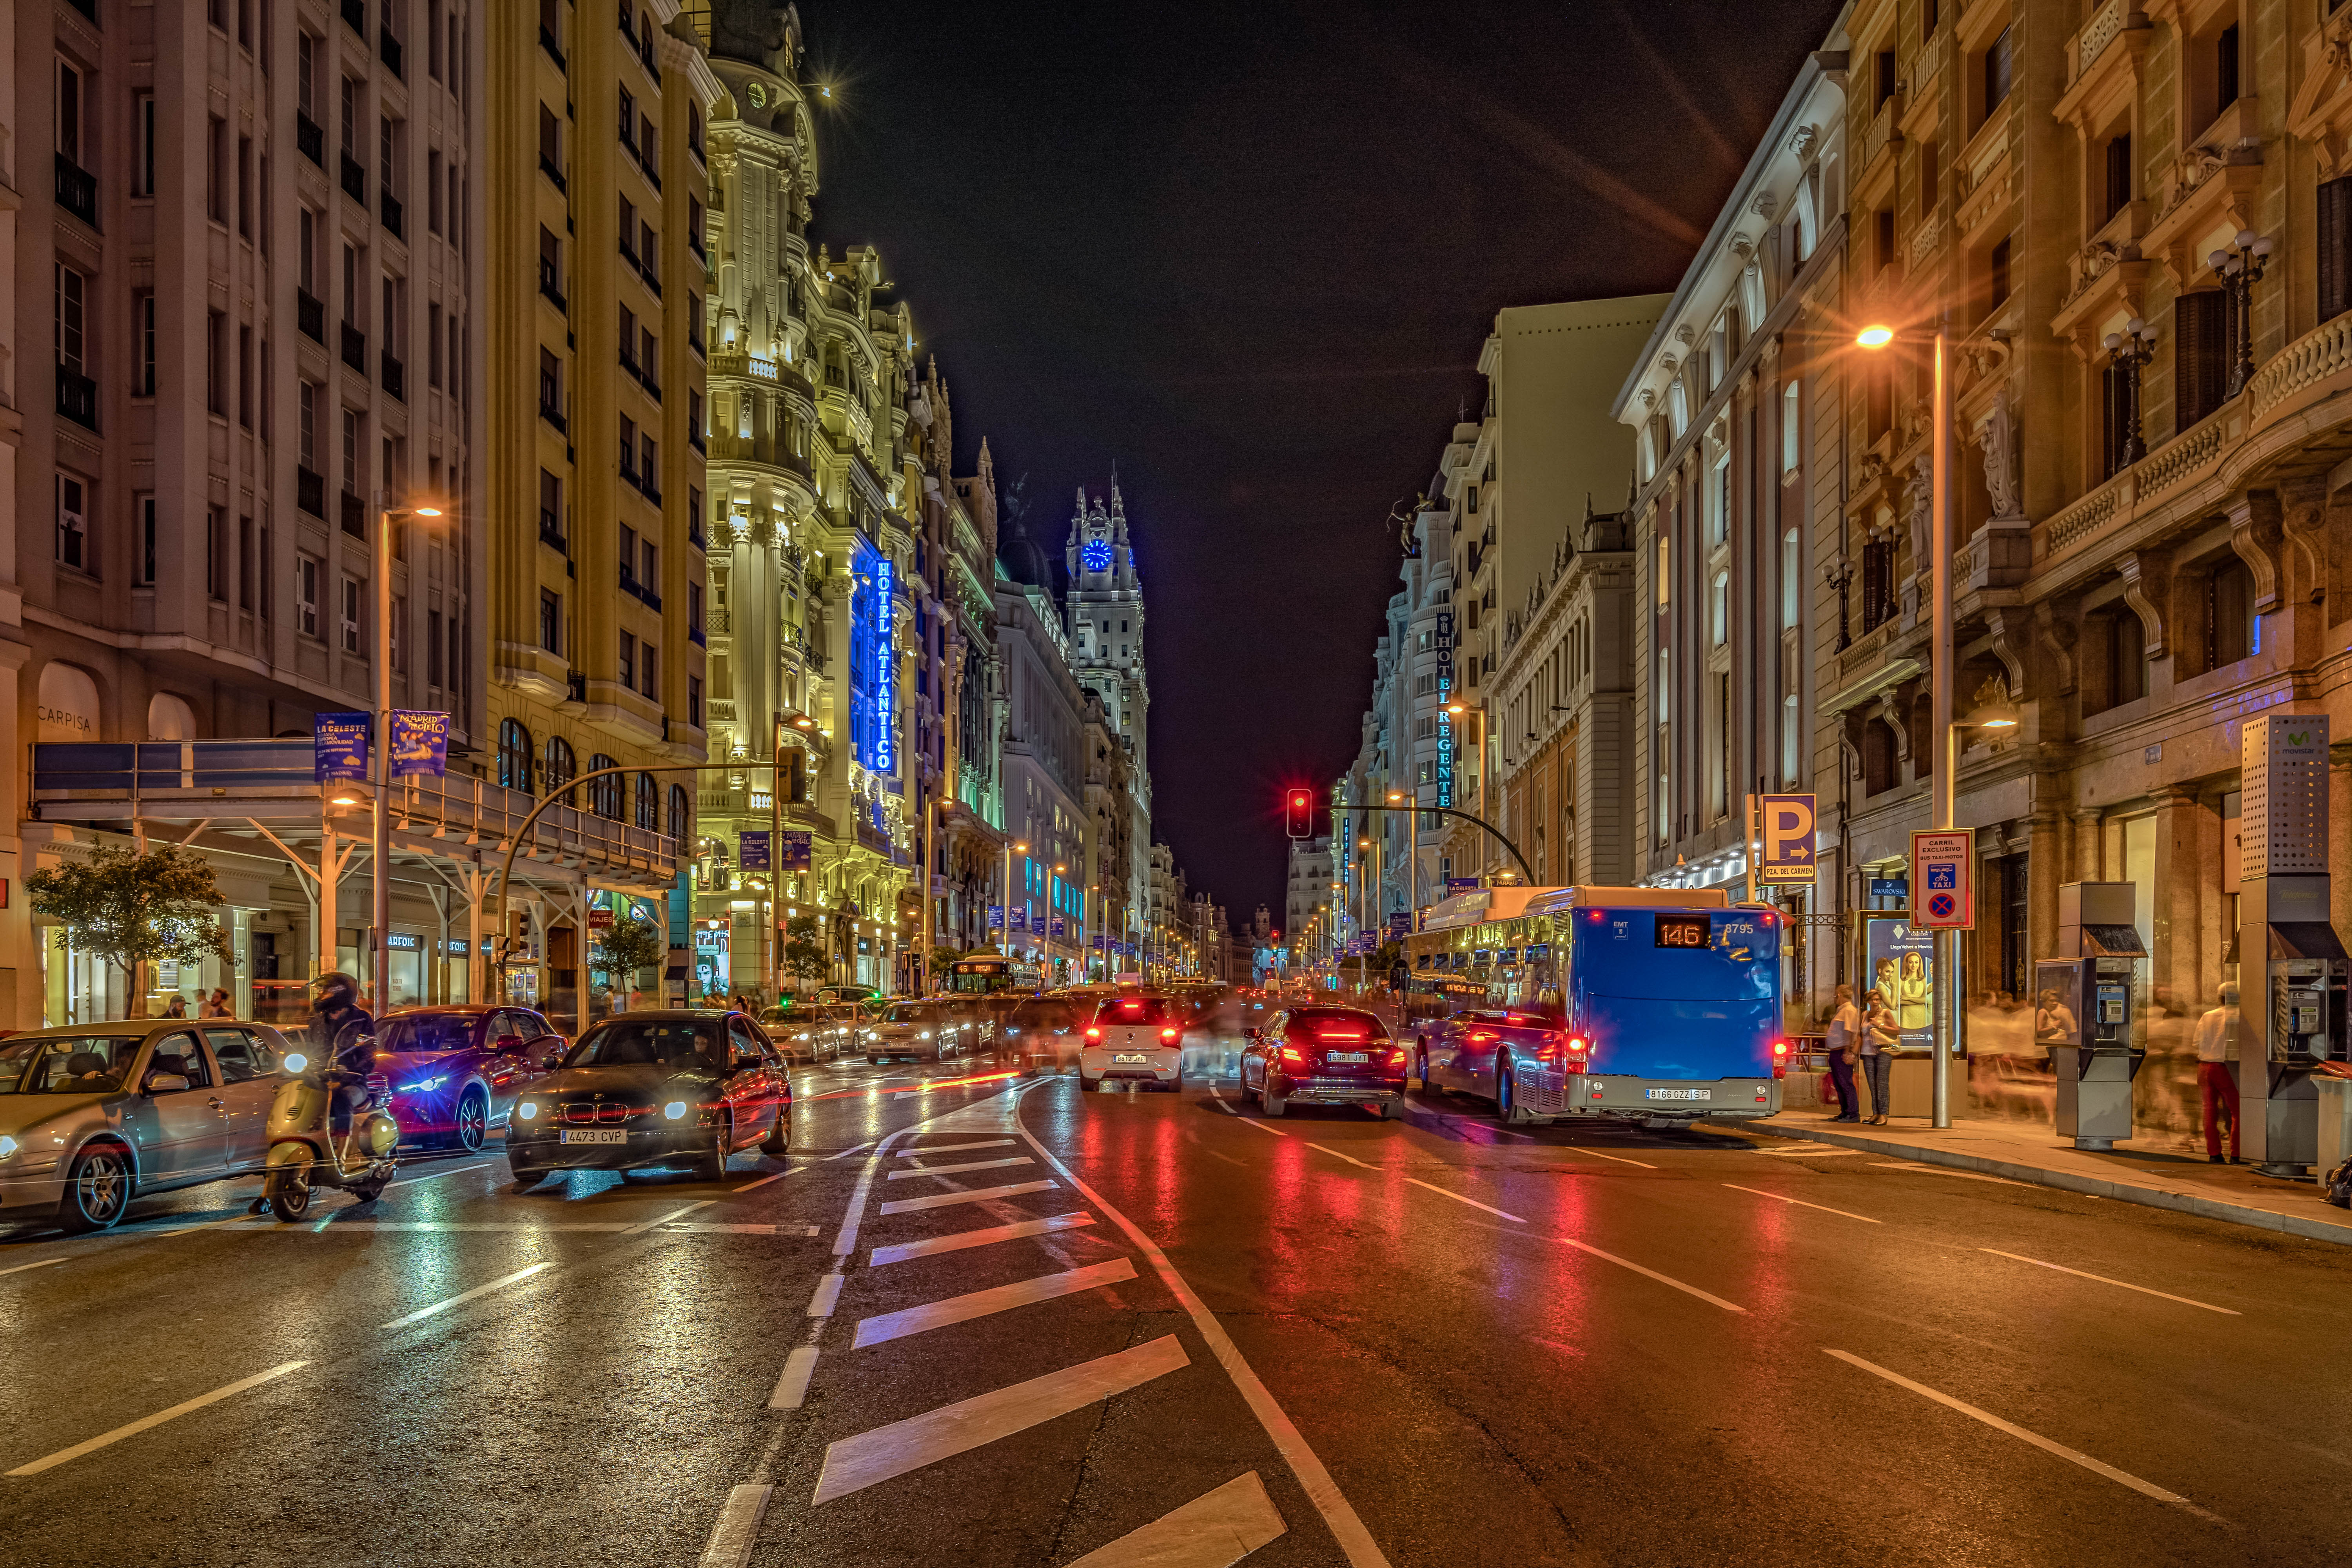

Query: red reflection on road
[797,1069,1018,1103]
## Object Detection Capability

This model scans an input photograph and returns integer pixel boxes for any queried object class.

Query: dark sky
[800,0,1843,927]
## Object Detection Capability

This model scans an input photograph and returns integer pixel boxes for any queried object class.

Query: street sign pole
[1910,828,1975,1131]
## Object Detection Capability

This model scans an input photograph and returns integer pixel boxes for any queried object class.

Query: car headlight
[917,1030,933,1040]
[0,1135,16,1160]
[399,1074,450,1095]
[283,1053,309,1073]
[517,1102,539,1121]
[664,1101,688,1120]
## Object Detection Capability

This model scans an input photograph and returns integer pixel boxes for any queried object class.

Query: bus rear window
[1654,915,1710,949]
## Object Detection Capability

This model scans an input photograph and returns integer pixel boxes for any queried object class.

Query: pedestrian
[162,991,188,1018]
[1823,983,1861,1122]
[201,988,233,1019]
[2195,982,2241,1165]
[1860,987,1899,1125]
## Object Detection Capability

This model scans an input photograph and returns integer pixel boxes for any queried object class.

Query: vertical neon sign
[873,557,896,772]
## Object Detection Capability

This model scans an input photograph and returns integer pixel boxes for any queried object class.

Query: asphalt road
[4,1046,2348,1566]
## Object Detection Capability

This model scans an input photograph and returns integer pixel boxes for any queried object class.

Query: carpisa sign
[1908,831,1975,929]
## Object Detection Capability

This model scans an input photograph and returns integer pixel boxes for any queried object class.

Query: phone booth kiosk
[2040,882,2146,1151]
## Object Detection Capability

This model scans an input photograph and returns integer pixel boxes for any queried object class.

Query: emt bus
[944,955,1045,997]
[1401,884,1788,1126]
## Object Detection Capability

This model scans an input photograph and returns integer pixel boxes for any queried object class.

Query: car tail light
[1279,1046,1306,1066]
[1160,1027,1179,1043]
[1466,1029,1497,1043]
[1387,1047,1407,1066]
[1085,1027,1102,1042]
[1317,1025,1368,1040]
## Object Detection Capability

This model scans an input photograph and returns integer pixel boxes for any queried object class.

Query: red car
[373,1005,568,1152]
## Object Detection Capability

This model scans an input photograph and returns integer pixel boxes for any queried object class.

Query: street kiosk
[2038,882,2145,1151]
[2238,716,2348,1176]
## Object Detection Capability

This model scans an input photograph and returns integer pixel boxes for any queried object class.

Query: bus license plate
[561,1129,628,1145]
[1114,1054,1147,1064]
[1645,1088,1710,1102]
[1326,1052,1368,1063]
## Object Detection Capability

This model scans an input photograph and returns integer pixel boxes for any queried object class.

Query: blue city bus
[1402,886,1788,1126]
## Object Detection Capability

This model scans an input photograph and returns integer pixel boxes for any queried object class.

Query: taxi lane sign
[1909,831,1974,930]
[1756,793,1818,885]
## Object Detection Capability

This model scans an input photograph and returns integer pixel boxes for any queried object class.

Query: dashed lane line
[1822,1348,2223,1522]
[768,1347,821,1411]
[1869,1162,2032,1187]
[823,1141,877,1163]
[0,1258,67,1278]
[898,1139,1017,1155]
[380,1261,558,1330]
[698,1483,774,1568]
[622,1200,716,1235]
[807,1275,845,1318]
[1402,1177,1524,1223]
[5,1361,310,1477]
[886,1155,1035,1180]
[1978,1249,2240,1315]
[1564,1145,1657,1169]
[1723,1184,1883,1223]
[1303,1142,1381,1171]
[877,1179,1060,1216]
[852,1257,1140,1348]
[1555,1237,1747,1314]
[868,1212,1097,1267]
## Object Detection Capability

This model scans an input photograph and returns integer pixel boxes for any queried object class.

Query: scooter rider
[307,971,376,1131]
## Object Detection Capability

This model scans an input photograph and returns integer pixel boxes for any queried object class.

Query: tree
[28,843,234,1019]
[591,912,666,988]
[782,912,828,982]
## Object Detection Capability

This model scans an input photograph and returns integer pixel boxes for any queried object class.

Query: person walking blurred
[1823,984,1861,1122]
[2195,982,2241,1165]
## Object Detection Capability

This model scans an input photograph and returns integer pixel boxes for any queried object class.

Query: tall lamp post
[372,492,441,1013]
[1388,789,1417,936]
[2211,229,2273,399]
[1000,837,1027,958]
[1444,701,1488,882]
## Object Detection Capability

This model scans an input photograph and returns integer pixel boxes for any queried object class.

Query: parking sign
[1909,831,1974,929]
[1755,793,1818,885]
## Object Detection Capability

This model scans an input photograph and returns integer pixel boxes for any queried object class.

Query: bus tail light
[1771,1038,1790,1080]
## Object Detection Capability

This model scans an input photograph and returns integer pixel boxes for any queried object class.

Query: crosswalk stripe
[899,1139,1016,1155]
[1065,1471,1287,1568]
[813,1335,1190,1504]
[878,1179,1058,1216]
[870,1212,1097,1267]
[853,1258,1139,1348]
[885,1155,1035,1181]
[697,1483,773,1568]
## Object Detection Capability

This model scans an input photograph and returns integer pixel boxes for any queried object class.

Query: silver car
[0,1021,301,1233]
[862,1001,973,1064]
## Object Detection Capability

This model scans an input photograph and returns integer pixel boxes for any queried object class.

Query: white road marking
[156,1211,272,1236]
[812,1336,1191,1505]
[1757,1146,1859,1158]
[1555,1237,1746,1314]
[697,1483,774,1568]
[1304,1142,1382,1171]
[807,1274,844,1317]
[1723,1184,1883,1223]
[1403,1176,1525,1223]
[1869,1162,2031,1187]
[1566,1145,1657,1169]
[664,1222,792,1235]
[899,1139,1016,1155]
[1822,1348,2223,1521]
[1065,1470,1287,1568]
[622,1200,716,1235]
[394,1161,497,1187]
[265,1220,641,1232]
[824,1141,877,1162]
[869,1212,1097,1267]
[853,1258,1139,1348]
[1230,1115,1287,1137]
[1017,1129,1393,1568]
[731,1169,798,1193]
[886,1155,1034,1180]
[1978,1249,2240,1315]
[5,1361,310,1476]
[877,1179,1059,1216]
[1209,1098,1242,1117]
[381,1261,557,1329]
[832,1130,920,1259]
[769,1347,821,1410]
[0,1257,67,1278]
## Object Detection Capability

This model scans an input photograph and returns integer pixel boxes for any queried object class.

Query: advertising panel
[1862,915,1938,1056]
[314,711,370,783]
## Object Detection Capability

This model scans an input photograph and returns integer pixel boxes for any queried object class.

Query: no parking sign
[1909,831,1974,929]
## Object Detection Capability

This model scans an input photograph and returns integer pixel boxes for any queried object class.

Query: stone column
[2148,788,2206,1014]
[2071,807,2103,881]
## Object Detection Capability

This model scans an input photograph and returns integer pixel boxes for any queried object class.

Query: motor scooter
[255,1042,400,1221]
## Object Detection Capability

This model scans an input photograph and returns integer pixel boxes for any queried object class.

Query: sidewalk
[1706,1111,2352,1249]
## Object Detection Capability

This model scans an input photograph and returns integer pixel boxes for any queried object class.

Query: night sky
[800,0,1844,927]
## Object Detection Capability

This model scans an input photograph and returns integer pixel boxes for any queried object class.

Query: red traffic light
[1284,789,1314,839]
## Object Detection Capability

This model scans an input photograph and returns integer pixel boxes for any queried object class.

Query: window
[539,468,564,545]
[688,676,703,729]
[56,59,84,167]
[2213,25,2241,123]
[619,413,637,479]
[133,291,156,395]
[1780,381,1800,474]
[1874,47,1896,112]
[2321,176,2352,325]
[2110,609,2147,706]
[590,753,621,817]
[2207,556,2256,668]
[619,523,638,583]
[298,555,321,637]
[1982,25,2013,123]
[239,516,255,610]
[1862,718,1898,796]
[428,149,443,233]
[209,115,228,221]
[499,719,535,795]
[1708,454,1730,544]
[1781,527,1801,630]
[688,582,704,637]
[428,608,444,686]
[635,773,658,831]
[299,382,319,469]
[1920,140,1938,219]
[539,347,562,418]
[669,783,691,843]
[56,476,89,571]
[136,495,157,584]
[543,736,575,802]
[539,225,563,301]
[1710,570,1729,646]
[618,88,635,152]
[341,575,364,654]
[2103,132,2132,223]
[205,507,226,598]
[390,594,406,671]
[134,92,157,194]
[1875,207,1896,274]
[2101,358,2133,479]
[2175,290,2229,430]
[618,630,635,690]
[1987,235,2012,314]
[640,642,658,701]
[1655,532,1670,608]
[640,536,657,588]
[539,588,561,654]
[55,263,86,374]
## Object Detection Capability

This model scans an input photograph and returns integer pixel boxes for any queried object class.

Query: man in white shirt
[2194,982,2239,1164]
[1823,984,1861,1122]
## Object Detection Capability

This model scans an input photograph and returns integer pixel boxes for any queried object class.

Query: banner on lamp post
[390,710,450,778]
[313,712,370,784]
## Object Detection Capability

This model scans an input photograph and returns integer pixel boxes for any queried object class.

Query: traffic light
[1284,789,1314,840]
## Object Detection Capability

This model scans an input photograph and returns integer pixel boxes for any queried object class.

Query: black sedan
[1240,1005,1408,1118]
[504,1011,790,1186]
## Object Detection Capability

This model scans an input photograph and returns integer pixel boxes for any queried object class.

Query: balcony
[340,0,365,36]
[298,466,325,517]
[381,351,405,402]
[539,153,567,193]
[379,27,403,78]
[340,321,368,373]
[298,289,325,342]
[539,25,567,71]
[55,155,98,228]
[379,189,403,239]
[56,365,98,430]
[537,263,568,312]
[540,515,568,553]
[297,113,324,167]
[340,152,366,204]
[539,401,568,434]
[340,490,367,539]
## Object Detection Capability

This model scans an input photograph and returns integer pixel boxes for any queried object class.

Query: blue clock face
[1082,540,1112,573]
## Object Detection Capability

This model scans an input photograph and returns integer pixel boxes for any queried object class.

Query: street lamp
[2103,318,2160,467]
[2210,229,2274,398]
[1000,838,1027,958]
[1445,700,1489,882]
[1388,788,1417,938]
[373,492,442,1013]
[1858,316,1958,1125]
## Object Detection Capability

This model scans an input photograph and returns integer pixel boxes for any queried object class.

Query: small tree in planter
[590,912,667,1004]
[782,912,828,984]
[28,844,234,1019]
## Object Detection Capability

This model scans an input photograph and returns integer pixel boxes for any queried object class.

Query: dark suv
[1241,1005,1407,1118]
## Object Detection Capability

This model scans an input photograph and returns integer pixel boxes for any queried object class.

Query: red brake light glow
[1085,1027,1102,1042]
[1160,1027,1179,1042]
[1279,1046,1306,1065]
[1316,1025,1368,1040]
[1771,1039,1789,1056]
[1466,1029,1497,1043]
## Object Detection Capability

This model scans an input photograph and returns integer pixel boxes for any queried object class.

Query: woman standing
[1823,984,1861,1123]
[1860,987,1900,1125]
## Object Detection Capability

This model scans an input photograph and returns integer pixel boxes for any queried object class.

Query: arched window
[589,753,622,818]
[667,783,690,844]
[635,772,658,829]
[543,736,577,804]
[499,719,534,794]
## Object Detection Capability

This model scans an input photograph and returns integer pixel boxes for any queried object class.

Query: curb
[1703,1117,2352,1250]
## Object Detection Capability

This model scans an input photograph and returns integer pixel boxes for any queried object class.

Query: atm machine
[2239,715,2349,1177]
[2039,882,2146,1151]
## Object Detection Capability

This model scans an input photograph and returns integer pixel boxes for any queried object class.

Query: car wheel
[696,1117,731,1182]
[452,1087,489,1154]
[57,1144,132,1233]
[1496,1059,1533,1125]
[760,1108,791,1160]
[1263,1083,1289,1117]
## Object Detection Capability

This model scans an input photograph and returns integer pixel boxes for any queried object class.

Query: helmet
[311,972,360,1013]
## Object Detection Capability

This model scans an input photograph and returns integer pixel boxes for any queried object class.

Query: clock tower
[1064,475,1149,785]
